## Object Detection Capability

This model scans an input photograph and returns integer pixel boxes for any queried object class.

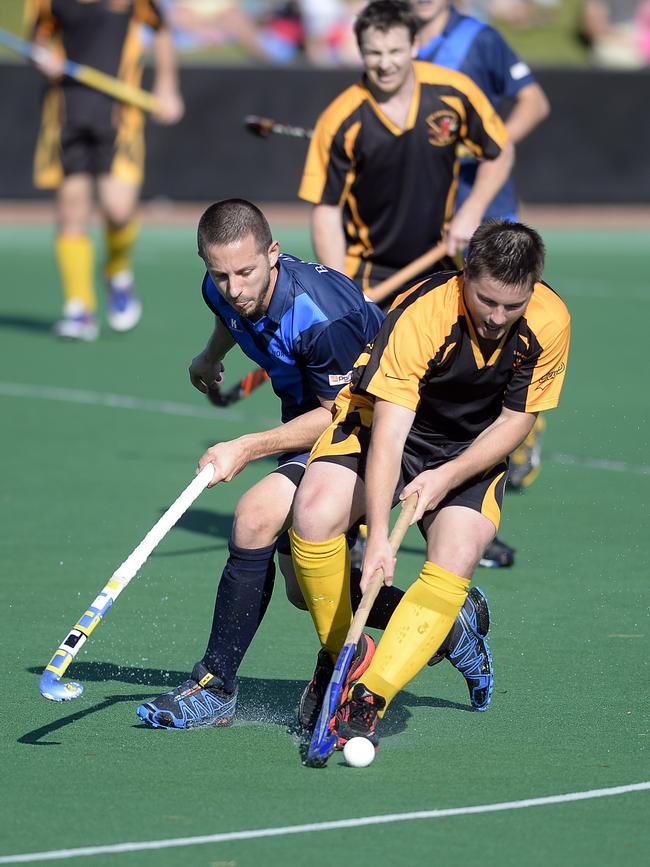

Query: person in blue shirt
[413,0,549,222]
[136,198,389,730]
[413,0,550,566]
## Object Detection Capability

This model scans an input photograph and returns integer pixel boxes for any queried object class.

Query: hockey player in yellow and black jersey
[26,0,183,340]
[290,220,570,749]
[299,0,513,301]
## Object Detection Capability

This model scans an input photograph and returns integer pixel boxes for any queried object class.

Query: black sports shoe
[136,661,238,729]
[334,682,386,748]
[298,633,376,731]
[479,535,515,568]
[428,587,493,711]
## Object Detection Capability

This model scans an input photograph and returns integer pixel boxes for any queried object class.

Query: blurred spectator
[579,0,650,67]
[163,0,364,65]
[164,1,265,54]
[458,0,558,26]
[299,0,364,65]
[638,0,650,62]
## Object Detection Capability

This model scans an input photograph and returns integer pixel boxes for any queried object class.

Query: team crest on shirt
[512,352,525,370]
[426,110,460,147]
[512,334,530,369]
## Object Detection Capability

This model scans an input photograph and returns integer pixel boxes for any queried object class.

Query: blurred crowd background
[2,1,650,69]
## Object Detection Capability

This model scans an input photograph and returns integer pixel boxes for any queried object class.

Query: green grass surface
[1,221,648,866]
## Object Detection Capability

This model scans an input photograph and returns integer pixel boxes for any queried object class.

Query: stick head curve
[39,669,84,701]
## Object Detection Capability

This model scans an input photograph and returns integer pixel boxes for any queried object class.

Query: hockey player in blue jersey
[136,198,387,729]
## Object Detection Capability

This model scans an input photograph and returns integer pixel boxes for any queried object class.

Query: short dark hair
[354,0,418,48]
[464,220,546,289]
[197,199,272,259]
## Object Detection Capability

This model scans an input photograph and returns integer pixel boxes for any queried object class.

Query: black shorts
[33,88,145,188]
[60,122,119,177]
[311,422,508,530]
[273,449,309,486]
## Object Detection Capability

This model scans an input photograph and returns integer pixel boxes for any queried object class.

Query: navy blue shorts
[273,450,309,555]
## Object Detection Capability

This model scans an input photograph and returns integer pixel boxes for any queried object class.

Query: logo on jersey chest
[512,334,530,369]
[512,350,526,370]
[426,110,460,147]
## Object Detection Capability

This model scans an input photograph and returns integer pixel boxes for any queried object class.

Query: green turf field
[1,221,648,866]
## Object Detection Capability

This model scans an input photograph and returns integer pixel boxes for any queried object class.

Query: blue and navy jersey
[417,8,537,219]
[202,254,384,423]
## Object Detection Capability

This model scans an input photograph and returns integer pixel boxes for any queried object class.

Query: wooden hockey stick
[304,493,418,768]
[364,241,449,305]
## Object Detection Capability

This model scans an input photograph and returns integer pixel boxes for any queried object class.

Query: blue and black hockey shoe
[428,586,494,711]
[136,661,238,730]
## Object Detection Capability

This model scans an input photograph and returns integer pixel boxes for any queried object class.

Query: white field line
[0,381,275,426]
[550,452,650,476]
[0,782,648,864]
[2,382,650,478]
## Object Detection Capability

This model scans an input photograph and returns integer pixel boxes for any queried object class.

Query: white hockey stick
[39,464,215,701]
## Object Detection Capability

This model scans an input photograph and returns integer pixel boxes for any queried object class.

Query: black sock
[202,539,276,692]
[350,566,405,630]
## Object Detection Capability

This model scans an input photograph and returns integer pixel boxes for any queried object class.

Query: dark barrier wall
[1,64,649,203]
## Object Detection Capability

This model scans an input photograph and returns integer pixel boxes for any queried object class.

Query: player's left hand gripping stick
[39,464,215,701]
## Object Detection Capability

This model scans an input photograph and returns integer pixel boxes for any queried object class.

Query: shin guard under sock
[105,219,139,279]
[202,539,276,692]
[55,235,96,311]
[362,561,469,711]
[289,529,352,656]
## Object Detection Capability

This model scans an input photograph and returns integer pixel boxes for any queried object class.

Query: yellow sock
[289,529,352,657]
[105,219,139,279]
[55,235,96,312]
[362,561,469,712]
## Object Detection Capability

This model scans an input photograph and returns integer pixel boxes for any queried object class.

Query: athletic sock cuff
[288,529,347,570]
[224,538,277,584]
[421,560,469,593]
[289,529,351,654]
[227,538,277,561]
[415,561,469,617]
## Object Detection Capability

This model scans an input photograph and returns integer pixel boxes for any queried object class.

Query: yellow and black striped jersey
[26,0,163,117]
[299,61,508,288]
[334,270,570,449]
